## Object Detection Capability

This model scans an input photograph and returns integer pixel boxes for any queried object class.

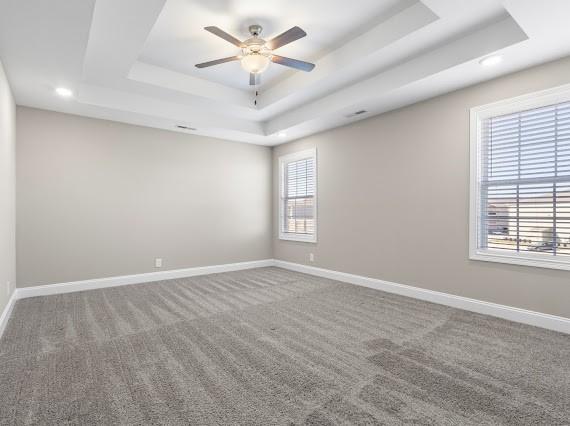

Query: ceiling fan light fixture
[241,53,270,74]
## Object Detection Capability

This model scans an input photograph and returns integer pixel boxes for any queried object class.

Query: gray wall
[0,60,16,312]
[17,107,272,287]
[273,56,570,318]
[13,57,570,318]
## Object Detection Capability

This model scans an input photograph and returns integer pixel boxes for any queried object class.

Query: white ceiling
[1,0,570,146]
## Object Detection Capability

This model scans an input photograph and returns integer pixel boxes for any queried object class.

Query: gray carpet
[0,267,568,425]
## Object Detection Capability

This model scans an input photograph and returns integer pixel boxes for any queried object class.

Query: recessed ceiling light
[55,87,73,98]
[479,55,503,67]
[278,132,287,138]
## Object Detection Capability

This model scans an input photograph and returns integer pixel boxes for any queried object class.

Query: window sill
[470,249,570,271]
[279,234,317,243]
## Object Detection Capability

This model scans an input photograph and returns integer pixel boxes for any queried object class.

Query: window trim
[278,148,317,243]
[469,83,570,271]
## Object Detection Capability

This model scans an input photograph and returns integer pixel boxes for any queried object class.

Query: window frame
[469,83,570,271]
[278,148,317,243]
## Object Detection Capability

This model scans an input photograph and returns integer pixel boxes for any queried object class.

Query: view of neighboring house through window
[471,87,570,269]
[279,149,317,242]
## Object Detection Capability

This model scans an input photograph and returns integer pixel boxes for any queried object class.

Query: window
[279,149,317,242]
[470,84,570,270]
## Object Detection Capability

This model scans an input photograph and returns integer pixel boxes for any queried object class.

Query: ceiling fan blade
[204,26,244,47]
[195,56,240,68]
[267,26,307,50]
[271,55,315,72]
[249,73,261,86]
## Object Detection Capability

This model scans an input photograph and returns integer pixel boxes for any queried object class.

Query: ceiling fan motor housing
[248,24,263,37]
[243,25,268,54]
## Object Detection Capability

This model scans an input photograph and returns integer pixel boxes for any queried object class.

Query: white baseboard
[15,259,274,300]
[5,258,569,336]
[274,260,570,335]
[0,291,17,339]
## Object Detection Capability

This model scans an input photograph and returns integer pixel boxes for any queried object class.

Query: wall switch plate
[155,258,163,268]
[309,253,314,262]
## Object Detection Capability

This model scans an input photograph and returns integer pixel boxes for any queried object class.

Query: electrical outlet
[309,253,315,262]
[155,258,163,268]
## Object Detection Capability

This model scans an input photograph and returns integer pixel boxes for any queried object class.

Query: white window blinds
[279,149,316,242]
[479,100,570,258]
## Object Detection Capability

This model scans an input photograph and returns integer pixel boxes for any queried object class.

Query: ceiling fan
[195,24,315,86]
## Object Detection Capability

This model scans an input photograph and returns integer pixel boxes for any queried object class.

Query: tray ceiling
[1,0,570,145]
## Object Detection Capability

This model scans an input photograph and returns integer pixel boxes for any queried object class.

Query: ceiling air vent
[345,110,368,118]
[176,125,197,131]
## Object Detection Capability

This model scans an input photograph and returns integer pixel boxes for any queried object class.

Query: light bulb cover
[479,55,503,67]
[55,87,73,97]
[241,53,270,74]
